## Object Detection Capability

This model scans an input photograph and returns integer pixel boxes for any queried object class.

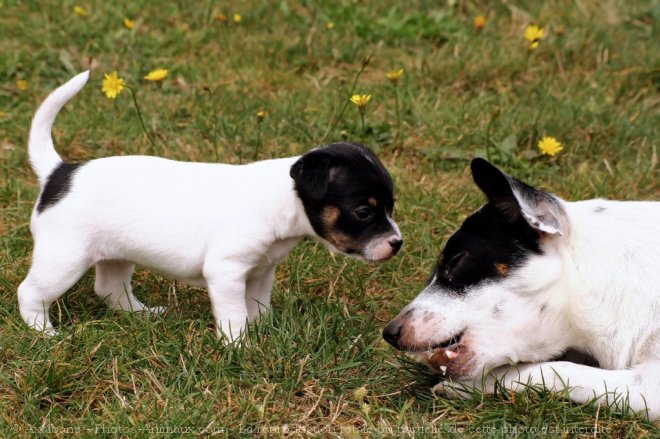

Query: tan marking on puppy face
[325,229,362,253]
[367,197,377,207]
[495,263,508,276]
[322,206,341,227]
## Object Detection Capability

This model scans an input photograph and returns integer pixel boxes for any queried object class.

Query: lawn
[1,0,659,437]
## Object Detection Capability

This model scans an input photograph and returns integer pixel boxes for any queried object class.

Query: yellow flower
[350,94,371,109]
[360,403,371,416]
[474,15,486,30]
[144,68,169,81]
[353,386,368,402]
[326,21,334,30]
[233,14,241,23]
[538,136,563,156]
[256,110,266,121]
[385,68,404,84]
[524,24,544,50]
[73,6,88,17]
[123,18,135,30]
[16,79,29,91]
[102,71,125,99]
[215,13,227,22]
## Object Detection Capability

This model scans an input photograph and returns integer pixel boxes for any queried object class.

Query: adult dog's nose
[389,239,403,254]
[382,320,402,349]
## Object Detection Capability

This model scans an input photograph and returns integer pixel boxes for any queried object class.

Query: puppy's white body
[23,143,313,340]
[385,159,660,420]
[36,155,309,284]
[19,71,402,340]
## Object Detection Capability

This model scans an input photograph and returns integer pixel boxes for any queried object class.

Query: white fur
[18,72,400,342]
[29,71,89,185]
[404,198,660,420]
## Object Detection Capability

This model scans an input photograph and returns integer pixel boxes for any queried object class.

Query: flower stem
[127,87,158,154]
[321,55,371,143]
[255,123,262,161]
[394,85,401,146]
[360,111,366,135]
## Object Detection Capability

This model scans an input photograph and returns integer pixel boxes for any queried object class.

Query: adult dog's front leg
[434,361,659,420]
[204,262,249,343]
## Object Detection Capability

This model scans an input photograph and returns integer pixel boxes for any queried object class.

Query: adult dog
[19,71,403,341]
[384,158,659,420]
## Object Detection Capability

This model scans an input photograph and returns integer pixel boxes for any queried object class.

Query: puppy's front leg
[204,262,249,343]
[246,266,276,322]
[435,361,658,420]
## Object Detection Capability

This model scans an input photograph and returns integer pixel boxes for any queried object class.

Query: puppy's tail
[28,70,90,186]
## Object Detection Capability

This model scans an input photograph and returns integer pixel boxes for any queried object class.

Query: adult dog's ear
[470,158,567,236]
[290,149,332,202]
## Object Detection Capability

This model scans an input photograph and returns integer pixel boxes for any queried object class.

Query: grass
[1,0,659,437]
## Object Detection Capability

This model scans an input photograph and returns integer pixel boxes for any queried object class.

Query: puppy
[18,71,403,341]
[384,158,660,420]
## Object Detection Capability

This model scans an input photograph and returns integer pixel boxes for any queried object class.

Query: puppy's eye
[354,206,374,221]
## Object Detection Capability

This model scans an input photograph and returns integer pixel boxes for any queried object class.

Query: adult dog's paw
[432,380,476,399]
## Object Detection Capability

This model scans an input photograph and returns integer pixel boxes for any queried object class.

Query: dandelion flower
[16,79,29,91]
[350,94,371,110]
[256,110,266,121]
[360,403,371,416]
[102,71,125,99]
[233,13,241,23]
[538,136,563,156]
[524,24,544,50]
[385,68,404,84]
[73,6,88,17]
[123,18,135,30]
[144,68,169,81]
[474,15,486,30]
[326,21,334,30]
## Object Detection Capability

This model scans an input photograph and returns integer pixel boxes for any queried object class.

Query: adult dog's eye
[447,251,469,272]
[354,206,373,221]
[443,251,469,282]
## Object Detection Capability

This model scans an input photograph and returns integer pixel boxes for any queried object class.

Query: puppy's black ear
[290,150,332,202]
[470,158,566,236]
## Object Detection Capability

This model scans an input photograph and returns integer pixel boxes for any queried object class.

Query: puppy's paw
[42,327,59,337]
[144,306,166,315]
[215,327,249,346]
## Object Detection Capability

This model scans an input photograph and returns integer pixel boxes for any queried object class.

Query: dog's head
[383,158,573,379]
[291,142,402,262]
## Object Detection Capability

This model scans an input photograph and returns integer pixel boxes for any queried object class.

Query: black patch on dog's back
[432,203,542,294]
[37,162,84,213]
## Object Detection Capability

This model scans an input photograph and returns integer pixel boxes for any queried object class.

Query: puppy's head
[383,159,572,379]
[291,142,402,262]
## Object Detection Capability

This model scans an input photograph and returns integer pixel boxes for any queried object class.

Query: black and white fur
[384,158,660,420]
[19,71,403,341]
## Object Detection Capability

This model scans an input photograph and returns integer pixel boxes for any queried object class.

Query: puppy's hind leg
[17,243,91,334]
[94,260,163,313]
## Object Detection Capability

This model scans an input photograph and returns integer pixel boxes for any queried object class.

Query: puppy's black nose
[382,321,402,349]
[389,239,403,254]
